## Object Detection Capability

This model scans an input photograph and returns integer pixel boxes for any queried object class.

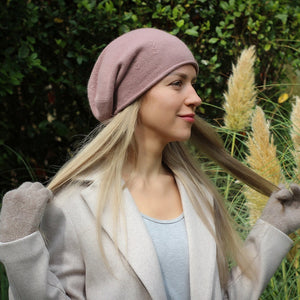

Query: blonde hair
[47,100,278,290]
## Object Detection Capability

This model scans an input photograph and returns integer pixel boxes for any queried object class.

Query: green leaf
[77,55,83,65]
[216,26,222,37]
[53,121,69,137]
[258,34,264,40]
[210,55,218,63]
[199,106,205,114]
[105,1,115,13]
[30,53,38,60]
[238,3,246,12]
[185,26,199,37]
[276,13,288,24]
[208,37,219,44]
[67,51,75,58]
[27,36,36,44]
[229,0,235,7]
[38,120,49,130]
[176,19,184,28]
[264,44,271,51]
[220,1,229,10]
[131,14,138,22]
[170,28,180,35]
[172,7,178,19]
[18,44,30,59]
[10,73,24,85]
[55,39,62,46]
[220,39,226,46]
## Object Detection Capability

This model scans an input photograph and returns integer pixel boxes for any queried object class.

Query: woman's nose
[185,86,202,108]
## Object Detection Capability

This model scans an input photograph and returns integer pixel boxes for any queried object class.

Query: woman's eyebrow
[167,72,197,82]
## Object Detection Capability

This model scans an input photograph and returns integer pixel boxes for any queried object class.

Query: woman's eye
[171,80,183,87]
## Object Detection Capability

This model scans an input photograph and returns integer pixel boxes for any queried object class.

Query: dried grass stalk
[291,96,300,179]
[287,232,300,270]
[223,46,256,131]
[244,106,281,225]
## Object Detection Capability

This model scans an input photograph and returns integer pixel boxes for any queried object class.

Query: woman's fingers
[273,187,293,203]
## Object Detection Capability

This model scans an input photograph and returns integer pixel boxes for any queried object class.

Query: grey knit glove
[261,183,300,235]
[0,182,52,242]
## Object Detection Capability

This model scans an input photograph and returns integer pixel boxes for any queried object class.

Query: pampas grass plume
[289,95,300,270]
[244,106,281,225]
[223,46,256,131]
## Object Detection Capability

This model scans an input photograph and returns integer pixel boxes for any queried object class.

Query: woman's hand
[261,183,300,235]
[0,182,52,242]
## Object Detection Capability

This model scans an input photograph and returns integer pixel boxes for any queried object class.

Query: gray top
[142,213,190,300]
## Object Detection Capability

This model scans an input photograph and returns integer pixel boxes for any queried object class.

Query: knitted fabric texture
[87,28,199,122]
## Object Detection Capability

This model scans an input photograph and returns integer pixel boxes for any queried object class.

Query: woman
[0,28,300,300]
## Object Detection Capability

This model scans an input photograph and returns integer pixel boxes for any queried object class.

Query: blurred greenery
[1,0,299,193]
[0,0,300,298]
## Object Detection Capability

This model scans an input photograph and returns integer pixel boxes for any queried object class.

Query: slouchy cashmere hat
[87,28,199,122]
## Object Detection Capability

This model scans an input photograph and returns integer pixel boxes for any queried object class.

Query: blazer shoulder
[50,180,94,210]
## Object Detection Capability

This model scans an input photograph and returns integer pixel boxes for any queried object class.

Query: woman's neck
[123,145,182,220]
[123,128,171,181]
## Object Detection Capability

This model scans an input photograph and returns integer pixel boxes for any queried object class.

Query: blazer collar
[176,179,217,300]
[80,181,167,300]
[81,178,217,300]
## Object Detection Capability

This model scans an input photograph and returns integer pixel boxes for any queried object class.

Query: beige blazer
[0,179,292,300]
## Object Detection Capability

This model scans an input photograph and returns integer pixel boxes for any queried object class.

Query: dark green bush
[1,0,299,192]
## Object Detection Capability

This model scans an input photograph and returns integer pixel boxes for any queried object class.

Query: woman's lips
[179,114,195,123]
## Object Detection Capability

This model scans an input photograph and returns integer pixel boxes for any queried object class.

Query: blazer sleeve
[0,199,86,300]
[227,219,293,300]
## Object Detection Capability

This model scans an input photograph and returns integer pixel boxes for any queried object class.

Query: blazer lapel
[81,182,167,300]
[177,180,217,300]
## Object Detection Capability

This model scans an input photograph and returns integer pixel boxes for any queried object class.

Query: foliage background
[0,0,299,298]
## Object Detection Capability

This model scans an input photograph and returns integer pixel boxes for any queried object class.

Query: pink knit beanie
[87,28,199,122]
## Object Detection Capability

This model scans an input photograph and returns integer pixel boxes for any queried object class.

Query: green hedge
[0,0,299,298]
[1,0,299,192]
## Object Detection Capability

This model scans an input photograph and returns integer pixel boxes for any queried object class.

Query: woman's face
[136,64,202,146]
